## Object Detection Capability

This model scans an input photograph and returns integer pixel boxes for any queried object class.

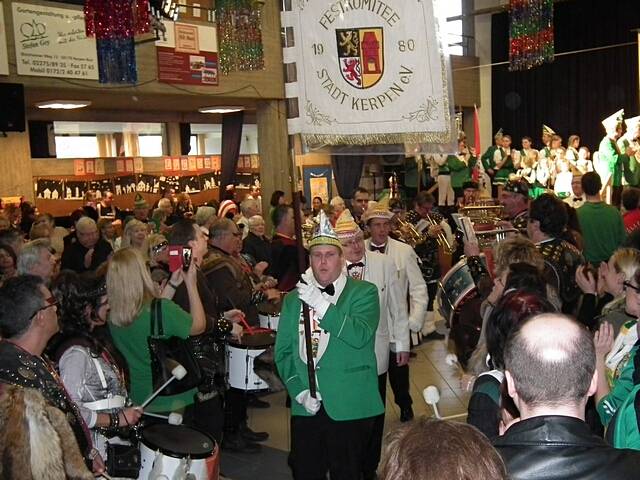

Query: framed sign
[303,166,333,204]
[12,2,98,80]
[0,2,8,76]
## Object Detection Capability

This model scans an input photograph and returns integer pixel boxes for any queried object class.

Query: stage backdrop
[282,0,453,146]
[491,0,640,152]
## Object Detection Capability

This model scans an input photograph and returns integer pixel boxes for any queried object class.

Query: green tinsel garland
[216,0,265,74]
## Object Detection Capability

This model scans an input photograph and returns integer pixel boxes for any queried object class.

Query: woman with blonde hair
[119,219,148,251]
[107,248,205,417]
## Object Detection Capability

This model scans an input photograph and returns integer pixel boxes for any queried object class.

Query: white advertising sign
[283,0,453,146]
[0,2,9,75]
[12,2,98,80]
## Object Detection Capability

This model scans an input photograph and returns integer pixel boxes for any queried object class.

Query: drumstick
[239,313,254,335]
[141,363,187,409]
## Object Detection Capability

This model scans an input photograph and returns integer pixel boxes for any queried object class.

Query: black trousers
[290,406,375,480]
[387,350,412,409]
[183,395,225,444]
[362,374,387,479]
[224,388,248,433]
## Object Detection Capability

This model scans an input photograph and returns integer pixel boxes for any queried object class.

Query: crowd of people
[1,110,640,479]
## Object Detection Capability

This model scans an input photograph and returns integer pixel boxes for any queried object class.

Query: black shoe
[400,406,414,422]
[222,433,262,453]
[240,424,269,442]
[423,331,445,342]
[247,396,271,409]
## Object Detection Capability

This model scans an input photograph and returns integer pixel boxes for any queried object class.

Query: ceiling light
[198,106,245,114]
[36,100,92,110]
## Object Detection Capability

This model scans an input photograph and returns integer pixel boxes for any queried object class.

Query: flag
[472,104,481,181]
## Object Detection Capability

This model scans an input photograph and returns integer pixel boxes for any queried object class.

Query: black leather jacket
[494,416,640,480]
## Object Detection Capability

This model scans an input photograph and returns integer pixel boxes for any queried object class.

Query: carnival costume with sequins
[0,341,92,459]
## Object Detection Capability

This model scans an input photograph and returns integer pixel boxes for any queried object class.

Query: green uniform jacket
[481,146,497,172]
[599,136,628,187]
[598,344,639,426]
[448,154,477,188]
[275,277,384,421]
[494,147,515,183]
[619,139,640,187]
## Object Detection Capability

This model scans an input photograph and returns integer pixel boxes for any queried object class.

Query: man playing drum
[334,209,410,480]
[275,211,383,480]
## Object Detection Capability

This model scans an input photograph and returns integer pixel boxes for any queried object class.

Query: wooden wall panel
[451,55,481,108]
[0,131,35,201]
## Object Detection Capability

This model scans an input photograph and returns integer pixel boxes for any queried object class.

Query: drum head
[142,424,214,459]
[228,331,276,348]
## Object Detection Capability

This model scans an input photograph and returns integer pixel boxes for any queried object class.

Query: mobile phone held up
[168,246,193,272]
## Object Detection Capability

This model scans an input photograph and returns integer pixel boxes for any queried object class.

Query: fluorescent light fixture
[198,106,244,114]
[36,100,92,110]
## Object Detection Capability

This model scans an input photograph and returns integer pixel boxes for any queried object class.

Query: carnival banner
[282,0,453,146]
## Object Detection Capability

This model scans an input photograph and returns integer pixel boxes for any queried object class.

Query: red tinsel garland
[84,0,150,39]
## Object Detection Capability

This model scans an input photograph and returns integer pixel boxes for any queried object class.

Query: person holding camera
[107,247,218,440]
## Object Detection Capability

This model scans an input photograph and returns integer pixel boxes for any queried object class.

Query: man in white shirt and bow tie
[334,209,410,479]
[362,198,428,422]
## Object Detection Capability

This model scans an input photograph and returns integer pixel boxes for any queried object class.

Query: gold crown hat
[494,128,504,139]
[334,209,361,239]
[308,209,342,251]
[602,109,625,131]
[542,124,556,137]
[361,196,394,223]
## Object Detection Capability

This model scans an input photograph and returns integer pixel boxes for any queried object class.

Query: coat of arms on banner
[282,0,454,147]
[336,28,384,89]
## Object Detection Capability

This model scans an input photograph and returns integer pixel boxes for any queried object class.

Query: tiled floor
[220,335,470,479]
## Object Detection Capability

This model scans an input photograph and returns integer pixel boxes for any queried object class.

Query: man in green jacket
[275,211,383,480]
[481,128,502,197]
[448,139,477,202]
[620,115,640,188]
[598,109,631,207]
[576,172,626,264]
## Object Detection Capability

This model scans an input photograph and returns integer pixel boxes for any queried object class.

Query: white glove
[295,389,322,415]
[296,281,330,318]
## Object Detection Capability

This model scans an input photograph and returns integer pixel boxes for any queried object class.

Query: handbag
[147,298,203,395]
[106,442,140,478]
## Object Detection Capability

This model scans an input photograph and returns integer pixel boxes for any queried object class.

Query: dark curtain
[219,111,244,196]
[332,155,364,200]
[491,0,640,152]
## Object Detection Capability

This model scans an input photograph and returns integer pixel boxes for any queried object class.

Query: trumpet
[425,214,455,254]
[393,218,425,248]
[393,217,455,254]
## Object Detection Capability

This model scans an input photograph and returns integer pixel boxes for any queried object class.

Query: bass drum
[437,255,486,367]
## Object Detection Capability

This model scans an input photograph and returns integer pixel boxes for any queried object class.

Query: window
[54,135,99,159]
[440,0,464,56]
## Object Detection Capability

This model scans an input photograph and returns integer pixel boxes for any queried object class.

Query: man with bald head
[60,217,112,273]
[494,313,640,479]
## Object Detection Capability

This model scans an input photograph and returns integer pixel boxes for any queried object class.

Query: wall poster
[12,2,98,80]
[155,20,219,85]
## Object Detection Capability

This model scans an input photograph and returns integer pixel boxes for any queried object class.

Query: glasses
[624,281,640,293]
[227,231,242,238]
[32,295,58,317]
[151,241,168,255]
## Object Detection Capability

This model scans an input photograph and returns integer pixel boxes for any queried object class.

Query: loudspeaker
[28,121,56,158]
[0,83,26,132]
[179,123,191,155]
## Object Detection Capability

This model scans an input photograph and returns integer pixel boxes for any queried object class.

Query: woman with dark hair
[467,264,556,438]
[0,244,17,286]
[51,270,142,463]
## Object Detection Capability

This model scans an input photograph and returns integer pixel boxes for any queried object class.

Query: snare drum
[258,301,281,331]
[226,331,276,391]
[258,313,280,331]
[138,424,219,480]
